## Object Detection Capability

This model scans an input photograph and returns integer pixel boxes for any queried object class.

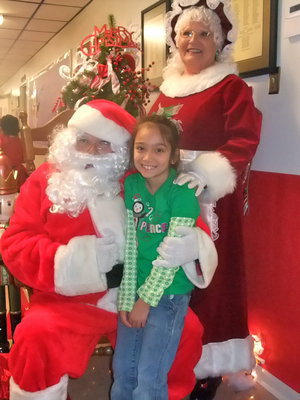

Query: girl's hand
[129,298,150,328]
[120,310,132,328]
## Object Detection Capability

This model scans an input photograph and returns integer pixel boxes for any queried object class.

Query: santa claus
[1,100,217,400]
[1,100,135,399]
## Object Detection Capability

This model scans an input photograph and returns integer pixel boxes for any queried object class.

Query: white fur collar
[160,62,238,98]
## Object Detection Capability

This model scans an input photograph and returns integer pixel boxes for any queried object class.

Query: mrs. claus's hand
[174,172,206,196]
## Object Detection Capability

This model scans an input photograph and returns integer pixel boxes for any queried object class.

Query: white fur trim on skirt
[194,335,256,379]
[10,375,68,400]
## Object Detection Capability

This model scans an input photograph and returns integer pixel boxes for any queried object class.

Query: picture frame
[232,0,279,78]
[141,0,171,88]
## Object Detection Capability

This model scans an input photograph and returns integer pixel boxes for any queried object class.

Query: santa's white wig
[46,125,129,217]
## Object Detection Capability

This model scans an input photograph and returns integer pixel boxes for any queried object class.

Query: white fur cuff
[88,196,126,262]
[191,152,236,203]
[10,375,68,400]
[194,335,256,379]
[54,235,107,296]
[182,227,218,288]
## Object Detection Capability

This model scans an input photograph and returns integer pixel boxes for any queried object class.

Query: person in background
[111,114,203,400]
[150,1,262,398]
[0,114,28,189]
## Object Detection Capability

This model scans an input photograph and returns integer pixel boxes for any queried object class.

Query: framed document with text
[232,0,278,77]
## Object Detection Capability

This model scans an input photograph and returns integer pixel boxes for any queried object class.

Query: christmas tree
[56,15,154,117]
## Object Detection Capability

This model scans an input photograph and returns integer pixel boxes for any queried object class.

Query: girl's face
[177,20,217,75]
[134,123,174,190]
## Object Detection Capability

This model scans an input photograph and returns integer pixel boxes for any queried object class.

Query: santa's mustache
[46,150,129,217]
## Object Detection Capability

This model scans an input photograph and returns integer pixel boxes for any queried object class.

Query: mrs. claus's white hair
[163,6,229,78]
[174,6,225,51]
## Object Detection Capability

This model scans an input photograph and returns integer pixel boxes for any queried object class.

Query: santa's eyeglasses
[76,134,113,155]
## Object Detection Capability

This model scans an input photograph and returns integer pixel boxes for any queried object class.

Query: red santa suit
[150,61,262,378]
[0,100,135,399]
[0,99,211,400]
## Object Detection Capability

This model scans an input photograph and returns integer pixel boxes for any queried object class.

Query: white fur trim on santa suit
[88,196,126,313]
[67,99,136,146]
[88,195,126,263]
[10,375,68,400]
[54,195,126,297]
[160,62,237,98]
[97,287,118,313]
[194,335,256,379]
[191,151,236,203]
[226,371,256,391]
[54,235,115,296]
[182,227,218,288]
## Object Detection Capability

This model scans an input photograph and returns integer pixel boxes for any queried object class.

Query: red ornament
[90,64,108,89]
[52,96,65,113]
[123,53,136,70]
[97,64,108,78]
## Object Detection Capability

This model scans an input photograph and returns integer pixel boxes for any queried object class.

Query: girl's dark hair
[0,114,20,136]
[131,114,180,168]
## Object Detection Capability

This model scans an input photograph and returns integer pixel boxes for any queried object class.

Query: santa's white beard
[46,148,128,217]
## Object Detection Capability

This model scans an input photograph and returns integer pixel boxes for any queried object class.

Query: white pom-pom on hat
[68,99,136,146]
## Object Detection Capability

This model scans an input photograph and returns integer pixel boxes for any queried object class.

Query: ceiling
[0,0,93,88]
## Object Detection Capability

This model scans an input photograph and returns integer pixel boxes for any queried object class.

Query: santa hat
[68,99,136,146]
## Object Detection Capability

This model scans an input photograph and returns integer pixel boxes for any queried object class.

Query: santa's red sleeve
[1,164,109,295]
[1,164,61,292]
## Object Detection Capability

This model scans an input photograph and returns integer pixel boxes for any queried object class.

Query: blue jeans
[110,293,190,400]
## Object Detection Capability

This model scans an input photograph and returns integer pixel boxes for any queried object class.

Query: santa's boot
[10,375,68,400]
[189,377,222,400]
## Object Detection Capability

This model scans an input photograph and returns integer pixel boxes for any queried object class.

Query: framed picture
[232,0,278,78]
[141,0,171,87]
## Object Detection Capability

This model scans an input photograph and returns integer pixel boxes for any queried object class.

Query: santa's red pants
[9,292,203,400]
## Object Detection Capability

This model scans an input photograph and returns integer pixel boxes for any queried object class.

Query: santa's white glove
[95,236,119,273]
[153,226,199,268]
[174,172,206,197]
[54,235,118,296]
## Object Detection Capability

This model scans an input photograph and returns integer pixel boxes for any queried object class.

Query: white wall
[0,97,9,116]
[247,1,300,176]
[0,0,155,95]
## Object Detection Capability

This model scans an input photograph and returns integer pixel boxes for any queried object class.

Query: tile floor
[68,354,280,400]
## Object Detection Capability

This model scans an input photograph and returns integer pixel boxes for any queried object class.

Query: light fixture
[252,334,265,365]
[0,15,4,25]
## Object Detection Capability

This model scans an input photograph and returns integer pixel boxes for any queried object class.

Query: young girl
[111,114,200,400]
